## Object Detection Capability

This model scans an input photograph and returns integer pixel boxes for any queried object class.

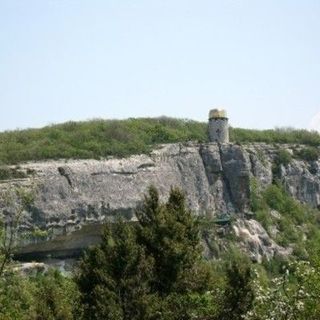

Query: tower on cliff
[208,108,229,143]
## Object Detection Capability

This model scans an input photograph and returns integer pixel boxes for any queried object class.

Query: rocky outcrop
[0,142,319,260]
[282,159,320,209]
[233,218,292,263]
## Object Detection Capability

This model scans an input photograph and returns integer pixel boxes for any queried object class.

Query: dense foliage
[251,180,320,258]
[0,118,207,164]
[0,117,319,164]
[294,146,320,161]
[75,186,215,319]
[0,186,78,320]
[229,126,320,146]
[0,269,79,320]
[0,184,320,319]
[75,220,153,320]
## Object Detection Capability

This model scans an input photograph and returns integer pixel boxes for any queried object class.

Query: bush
[276,149,292,166]
[230,127,320,146]
[0,272,35,320]
[250,181,320,257]
[0,118,207,164]
[30,269,79,320]
[296,147,320,161]
[255,210,272,231]
[0,118,319,164]
[0,166,27,180]
[272,149,292,179]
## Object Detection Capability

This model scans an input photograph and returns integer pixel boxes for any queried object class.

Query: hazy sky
[1,0,320,131]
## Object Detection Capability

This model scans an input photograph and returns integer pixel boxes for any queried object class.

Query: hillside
[1,133,320,319]
[0,117,319,165]
[0,141,318,264]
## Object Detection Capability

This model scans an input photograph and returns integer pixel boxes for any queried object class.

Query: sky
[0,0,320,132]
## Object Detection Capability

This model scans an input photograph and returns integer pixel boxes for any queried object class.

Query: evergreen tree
[75,220,153,320]
[76,186,212,320]
[217,261,254,320]
[136,186,205,295]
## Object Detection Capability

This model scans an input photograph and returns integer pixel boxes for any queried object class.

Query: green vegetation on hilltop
[0,117,319,164]
[0,118,207,164]
[230,127,320,146]
[294,146,320,161]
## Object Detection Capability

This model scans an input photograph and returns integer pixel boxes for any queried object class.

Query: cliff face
[1,142,319,260]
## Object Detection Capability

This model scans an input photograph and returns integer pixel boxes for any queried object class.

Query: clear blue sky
[1,0,320,131]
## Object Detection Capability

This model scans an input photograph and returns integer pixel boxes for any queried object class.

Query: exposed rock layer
[1,142,319,260]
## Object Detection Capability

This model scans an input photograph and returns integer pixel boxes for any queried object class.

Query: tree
[136,186,204,295]
[217,262,254,320]
[0,271,36,320]
[31,269,78,320]
[75,220,153,320]
[243,260,320,320]
[76,186,213,320]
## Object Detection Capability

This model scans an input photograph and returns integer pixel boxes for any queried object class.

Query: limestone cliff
[0,142,319,261]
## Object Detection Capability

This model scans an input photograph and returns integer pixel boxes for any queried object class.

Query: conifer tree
[217,261,254,320]
[75,220,153,320]
[136,186,203,295]
[76,186,212,320]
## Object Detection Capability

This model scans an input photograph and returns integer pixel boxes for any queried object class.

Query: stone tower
[208,109,229,143]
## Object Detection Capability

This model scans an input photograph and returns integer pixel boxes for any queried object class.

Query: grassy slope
[0,117,319,164]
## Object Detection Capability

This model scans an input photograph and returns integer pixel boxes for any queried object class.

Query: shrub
[31,269,79,320]
[272,149,292,178]
[296,147,320,161]
[255,210,272,231]
[0,118,208,164]
[0,118,319,164]
[0,273,35,320]
[0,166,27,180]
[276,149,292,166]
